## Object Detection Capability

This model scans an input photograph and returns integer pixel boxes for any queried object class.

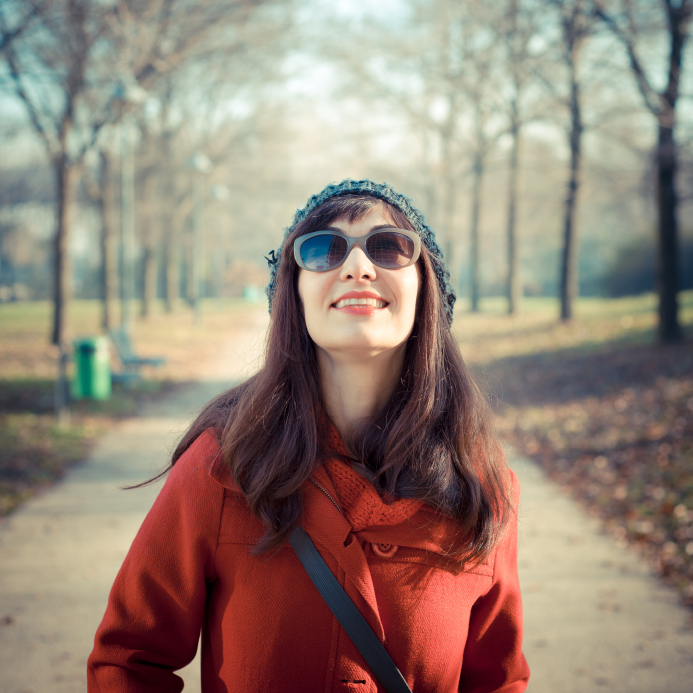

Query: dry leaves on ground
[490,340,693,605]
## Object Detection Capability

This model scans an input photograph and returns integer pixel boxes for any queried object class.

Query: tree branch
[592,1,665,117]
[4,46,58,157]
[0,0,44,53]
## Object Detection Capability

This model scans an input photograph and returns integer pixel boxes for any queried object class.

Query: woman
[88,179,530,692]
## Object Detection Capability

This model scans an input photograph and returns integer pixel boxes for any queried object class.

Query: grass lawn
[454,291,693,607]
[0,298,264,516]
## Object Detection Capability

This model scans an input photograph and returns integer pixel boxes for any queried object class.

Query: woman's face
[297,205,421,363]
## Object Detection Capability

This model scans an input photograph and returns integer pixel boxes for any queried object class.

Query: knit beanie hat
[265,179,456,323]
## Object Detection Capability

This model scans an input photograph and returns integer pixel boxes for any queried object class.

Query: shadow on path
[482,338,692,408]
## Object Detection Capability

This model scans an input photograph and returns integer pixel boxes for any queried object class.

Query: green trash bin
[71,336,111,400]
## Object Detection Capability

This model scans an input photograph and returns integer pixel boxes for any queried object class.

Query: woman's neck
[317,346,405,438]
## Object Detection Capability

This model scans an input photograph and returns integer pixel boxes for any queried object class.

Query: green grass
[454,291,693,366]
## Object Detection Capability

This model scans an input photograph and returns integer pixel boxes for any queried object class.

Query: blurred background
[1,0,693,633]
[1,0,692,324]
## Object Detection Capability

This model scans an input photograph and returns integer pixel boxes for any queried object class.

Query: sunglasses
[294,228,421,272]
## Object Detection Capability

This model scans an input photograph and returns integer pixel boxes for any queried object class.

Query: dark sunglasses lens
[366,232,415,268]
[299,234,348,271]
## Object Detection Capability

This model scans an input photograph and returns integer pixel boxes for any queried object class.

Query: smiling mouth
[333,297,387,309]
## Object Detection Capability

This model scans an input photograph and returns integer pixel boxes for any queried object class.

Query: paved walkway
[1,314,692,692]
[512,456,693,692]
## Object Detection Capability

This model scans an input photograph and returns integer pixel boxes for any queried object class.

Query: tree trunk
[140,172,159,318]
[559,45,582,322]
[165,227,180,313]
[187,216,197,309]
[656,119,682,342]
[506,115,521,315]
[141,244,157,317]
[469,146,483,313]
[654,0,688,343]
[161,147,179,313]
[100,151,119,331]
[441,148,455,268]
[439,91,456,267]
[188,172,203,316]
[120,119,136,334]
[51,154,76,427]
[51,156,76,346]
[594,0,689,341]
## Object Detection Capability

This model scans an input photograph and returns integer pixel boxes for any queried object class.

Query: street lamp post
[120,117,135,334]
[208,184,230,299]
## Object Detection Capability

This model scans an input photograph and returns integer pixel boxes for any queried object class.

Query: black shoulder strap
[290,526,412,693]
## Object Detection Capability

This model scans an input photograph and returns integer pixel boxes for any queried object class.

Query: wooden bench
[108,328,166,382]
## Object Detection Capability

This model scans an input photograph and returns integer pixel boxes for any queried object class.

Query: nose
[339,243,376,281]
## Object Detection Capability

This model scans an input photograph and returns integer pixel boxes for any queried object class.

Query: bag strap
[290,526,412,693]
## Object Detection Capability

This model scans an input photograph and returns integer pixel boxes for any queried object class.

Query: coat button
[371,542,398,558]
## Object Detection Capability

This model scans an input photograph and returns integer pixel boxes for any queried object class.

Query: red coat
[88,429,529,692]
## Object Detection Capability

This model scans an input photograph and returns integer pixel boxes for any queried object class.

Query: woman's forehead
[327,203,395,230]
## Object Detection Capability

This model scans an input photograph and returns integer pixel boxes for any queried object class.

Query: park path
[1,309,693,692]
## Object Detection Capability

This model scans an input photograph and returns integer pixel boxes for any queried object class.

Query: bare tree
[0,0,43,51]
[0,0,116,348]
[454,4,507,313]
[132,55,288,315]
[0,0,120,422]
[137,156,161,318]
[594,0,691,342]
[493,0,544,315]
[100,150,120,329]
[0,0,284,344]
[544,0,596,321]
[0,0,285,423]
[505,0,524,316]
[326,0,507,310]
[83,147,120,330]
[467,100,490,313]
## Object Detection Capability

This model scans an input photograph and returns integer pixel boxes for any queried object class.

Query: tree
[467,99,490,313]
[594,0,691,342]
[0,1,43,52]
[0,0,113,347]
[545,0,596,322]
[83,147,120,330]
[0,0,120,423]
[131,23,290,316]
[0,0,285,423]
[493,0,544,315]
[327,0,506,310]
[330,0,468,267]
[0,0,283,345]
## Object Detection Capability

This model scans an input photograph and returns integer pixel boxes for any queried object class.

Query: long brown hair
[171,194,510,562]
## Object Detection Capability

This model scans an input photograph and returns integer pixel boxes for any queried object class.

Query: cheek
[297,270,328,325]
[402,267,422,319]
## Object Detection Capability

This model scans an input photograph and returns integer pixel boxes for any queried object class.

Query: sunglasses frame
[293,227,421,272]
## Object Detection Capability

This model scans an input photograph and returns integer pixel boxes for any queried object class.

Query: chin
[323,334,407,358]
